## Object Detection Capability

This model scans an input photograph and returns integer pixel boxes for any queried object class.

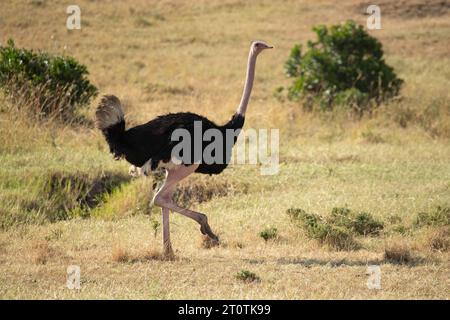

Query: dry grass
[428,227,450,252]
[111,244,130,263]
[140,248,164,261]
[200,234,220,249]
[112,243,164,263]
[30,240,52,265]
[0,0,449,299]
[173,177,246,207]
[384,243,413,264]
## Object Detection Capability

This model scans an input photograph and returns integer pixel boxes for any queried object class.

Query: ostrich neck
[236,51,258,116]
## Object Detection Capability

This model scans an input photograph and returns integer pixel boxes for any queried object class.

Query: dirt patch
[357,0,450,19]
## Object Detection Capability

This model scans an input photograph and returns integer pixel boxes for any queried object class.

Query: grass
[384,243,413,265]
[428,227,450,252]
[414,206,450,228]
[30,240,52,265]
[0,0,449,299]
[111,244,130,263]
[235,270,260,283]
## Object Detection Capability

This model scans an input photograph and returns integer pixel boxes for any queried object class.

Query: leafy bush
[287,208,328,239]
[258,227,278,242]
[330,207,384,236]
[287,208,357,250]
[235,270,260,282]
[284,20,403,113]
[0,39,97,122]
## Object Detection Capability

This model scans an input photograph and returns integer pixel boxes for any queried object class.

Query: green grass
[414,206,450,228]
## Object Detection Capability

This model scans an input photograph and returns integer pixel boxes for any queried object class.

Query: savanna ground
[0,0,449,299]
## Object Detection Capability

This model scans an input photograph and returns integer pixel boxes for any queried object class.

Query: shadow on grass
[244,257,428,267]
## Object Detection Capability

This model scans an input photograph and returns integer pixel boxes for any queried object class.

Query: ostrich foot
[200,222,219,242]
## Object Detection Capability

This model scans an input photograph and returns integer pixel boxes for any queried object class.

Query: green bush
[287,208,357,250]
[258,227,278,242]
[284,20,403,113]
[0,39,97,122]
[330,207,384,236]
[235,270,260,282]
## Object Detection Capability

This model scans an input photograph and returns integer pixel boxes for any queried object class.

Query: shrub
[287,208,357,250]
[258,227,278,242]
[286,207,308,220]
[0,39,97,122]
[287,208,328,239]
[235,270,260,282]
[330,207,384,236]
[322,225,357,251]
[414,206,450,227]
[284,20,403,113]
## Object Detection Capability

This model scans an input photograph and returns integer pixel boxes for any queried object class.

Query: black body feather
[101,110,245,175]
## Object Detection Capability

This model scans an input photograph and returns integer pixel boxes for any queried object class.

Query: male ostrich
[96,41,273,257]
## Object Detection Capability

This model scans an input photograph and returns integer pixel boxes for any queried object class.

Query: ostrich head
[251,40,273,55]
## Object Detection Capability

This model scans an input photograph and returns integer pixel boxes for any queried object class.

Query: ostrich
[95,40,273,258]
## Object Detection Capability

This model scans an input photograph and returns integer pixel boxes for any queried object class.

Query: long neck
[236,50,257,116]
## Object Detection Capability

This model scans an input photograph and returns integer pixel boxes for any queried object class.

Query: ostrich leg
[153,164,219,242]
[161,206,174,259]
